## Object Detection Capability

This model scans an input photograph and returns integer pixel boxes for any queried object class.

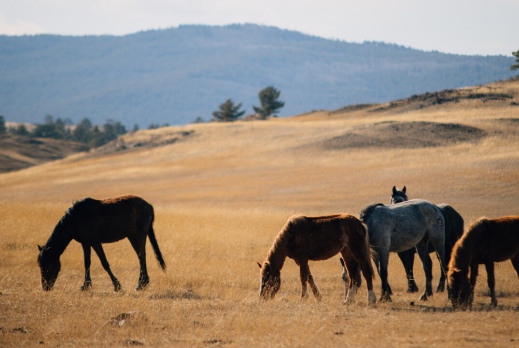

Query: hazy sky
[0,0,516,56]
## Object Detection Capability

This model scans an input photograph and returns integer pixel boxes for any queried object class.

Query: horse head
[391,186,408,204]
[447,268,472,310]
[258,262,280,300]
[37,245,61,291]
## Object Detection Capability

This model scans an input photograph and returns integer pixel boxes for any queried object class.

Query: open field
[1,79,519,347]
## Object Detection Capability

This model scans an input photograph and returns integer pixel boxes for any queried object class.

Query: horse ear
[403,186,407,194]
[257,262,262,269]
[38,245,43,252]
[392,186,397,194]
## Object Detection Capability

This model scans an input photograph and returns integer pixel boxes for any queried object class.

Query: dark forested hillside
[0,24,515,127]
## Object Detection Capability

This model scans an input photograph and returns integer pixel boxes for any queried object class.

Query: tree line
[0,115,128,148]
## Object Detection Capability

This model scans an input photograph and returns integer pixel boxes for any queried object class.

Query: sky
[0,0,517,56]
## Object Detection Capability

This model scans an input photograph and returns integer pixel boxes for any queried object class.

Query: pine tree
[0,115,6,134]
[253,86,285,120]
[212,99,245,122]
[511,50,519,71]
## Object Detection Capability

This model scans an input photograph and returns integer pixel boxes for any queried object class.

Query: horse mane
[43,199,98,256]
[359,203,384,222]
[262,216,302,274]
[448,218,488,275]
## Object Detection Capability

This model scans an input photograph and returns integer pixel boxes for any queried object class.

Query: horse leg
[378,250,391,302]
[92,244,122,292]
[128,236,149,291]
[435,252,446,293]
[511,255,519,279]
[340,252,359,304]
[339,258,349,302]
[398,249,419,293]
[343,246,376,305]
[300,261,321,301]
[415,241,433,301]
[484,262,497,307]
[468,262,479,309]
[80,244,93,291]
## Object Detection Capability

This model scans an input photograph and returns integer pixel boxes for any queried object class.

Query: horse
[390,186,464,293]
[447,216,519,310]
[37,195,166,292]
[257,214,376,305]
[360,199,447,301]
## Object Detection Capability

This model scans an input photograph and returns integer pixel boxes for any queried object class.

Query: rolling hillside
[0,24,516,127]
[1,77,518,174]
[1,76,518,220]
[1,77,519,347]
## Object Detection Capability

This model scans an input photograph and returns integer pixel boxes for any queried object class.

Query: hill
[1,77,517,173]
[0,24,516,128]
[0,134,88,172]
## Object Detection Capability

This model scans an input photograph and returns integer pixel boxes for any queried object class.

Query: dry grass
[1,84,519,347]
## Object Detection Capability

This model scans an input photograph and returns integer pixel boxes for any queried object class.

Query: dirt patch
[93,130,195,156]
[320,121,486,150]
[0,135,89,173]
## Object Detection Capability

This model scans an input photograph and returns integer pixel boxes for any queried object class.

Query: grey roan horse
[390,186,464,294]
[37,195,166,292]
[360,199,448,301]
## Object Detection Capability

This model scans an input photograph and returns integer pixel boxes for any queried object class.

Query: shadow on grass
[148,289,202,300]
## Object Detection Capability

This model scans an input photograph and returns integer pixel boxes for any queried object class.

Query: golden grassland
[1,80,519,347]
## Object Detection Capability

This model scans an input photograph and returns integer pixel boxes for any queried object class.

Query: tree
[252,86,284,120]
[212,99,245,122]
[511,50,519,71]
[32,115,69,139]
[11,124,30,136]
[0,115,6,134]
[73,118,93,143]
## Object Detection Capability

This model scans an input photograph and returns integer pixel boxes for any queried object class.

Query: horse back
[287,214,364,261]
[69,195,154,244]
[484,216,519,262]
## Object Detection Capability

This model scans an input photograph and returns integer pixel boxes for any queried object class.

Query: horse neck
[450,223,483,272]
[45,221,73,257]
[266,234,289,275]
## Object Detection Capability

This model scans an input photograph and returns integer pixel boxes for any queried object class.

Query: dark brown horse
[37,195,166,292]
[257,214,376,305]
[390,186,464,294]
[447,216,519,309]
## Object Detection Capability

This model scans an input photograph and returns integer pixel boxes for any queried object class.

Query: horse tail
[362,222,376,280]
[147,206,167,271]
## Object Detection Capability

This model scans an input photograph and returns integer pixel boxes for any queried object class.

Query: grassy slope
[1,79,519,347]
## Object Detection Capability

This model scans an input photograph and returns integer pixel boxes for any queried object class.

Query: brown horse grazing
[257,214,376,305]
[447,216,519,309]
[37,195,166,292]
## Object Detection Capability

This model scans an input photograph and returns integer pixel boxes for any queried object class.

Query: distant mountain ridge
[0,24,515,127]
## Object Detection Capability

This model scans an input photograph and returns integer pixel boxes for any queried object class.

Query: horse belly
[389,232,424,253]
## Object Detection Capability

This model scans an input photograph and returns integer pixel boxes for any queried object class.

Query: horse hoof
[113,283,122,292]
[136,283,149,291]
[80,282,92,291]
[418,293,429,301]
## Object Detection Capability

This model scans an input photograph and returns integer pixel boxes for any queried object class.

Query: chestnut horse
[447,216,519,309]
[390,186,464,293]
[257,214,376,305]
[37,195,166,292]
